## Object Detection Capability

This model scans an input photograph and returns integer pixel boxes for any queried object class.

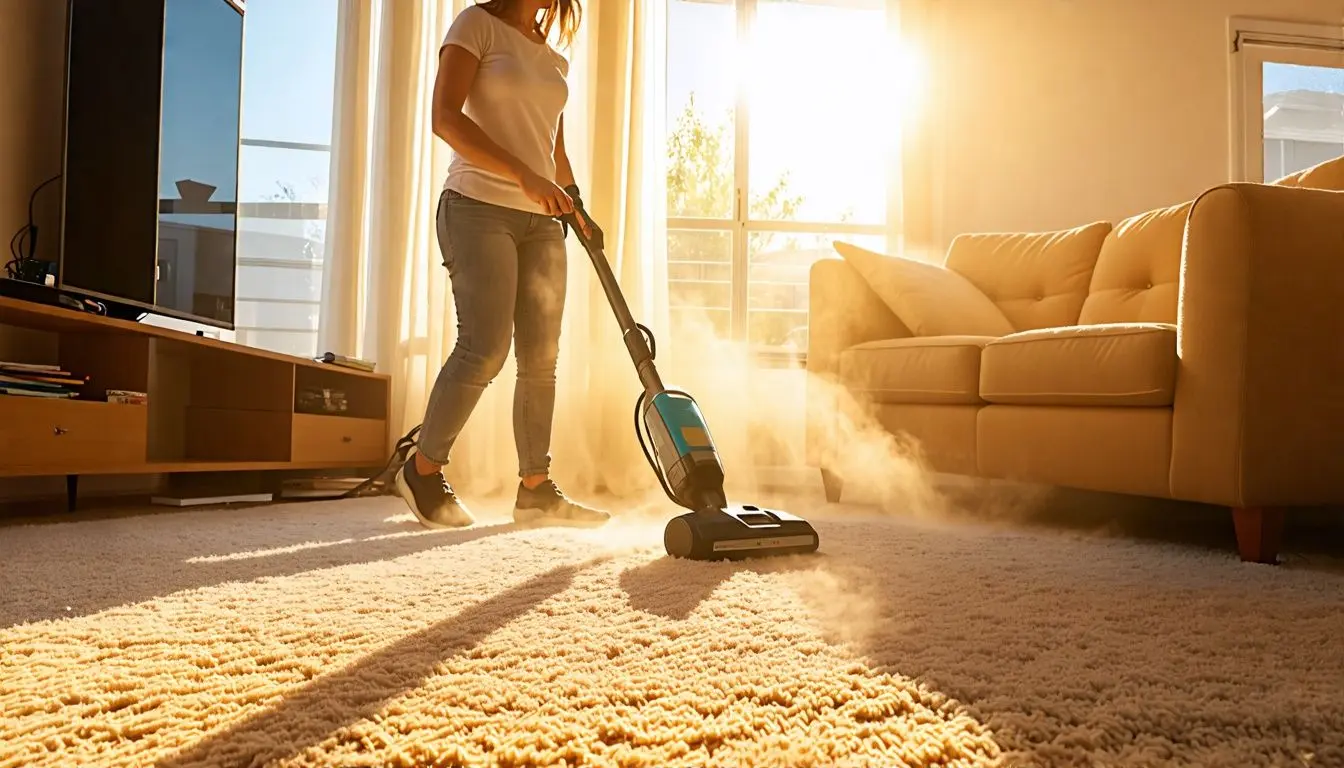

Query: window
[1230,19,1344,183]
[666,0,904,361]
[234,0,340,358]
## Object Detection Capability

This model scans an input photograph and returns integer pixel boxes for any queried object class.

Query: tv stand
[0,295,391,504]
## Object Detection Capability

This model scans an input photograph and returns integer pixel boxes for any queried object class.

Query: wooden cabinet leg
[66,474,79,512]
[821,468,843,503]
[1232,506,1284,564]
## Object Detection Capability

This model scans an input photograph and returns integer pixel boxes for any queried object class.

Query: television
[59,0,246,329]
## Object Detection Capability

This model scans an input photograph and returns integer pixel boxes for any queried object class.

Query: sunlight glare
[735,1,926,223]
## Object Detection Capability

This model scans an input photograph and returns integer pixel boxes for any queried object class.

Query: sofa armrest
[1171,183,1344,507]
[805,258,912,466]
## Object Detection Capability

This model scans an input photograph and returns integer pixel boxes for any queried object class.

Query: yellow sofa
[807,156,1344,564]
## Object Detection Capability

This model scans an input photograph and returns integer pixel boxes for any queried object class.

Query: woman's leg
[510,213,610,527]
[397,191,525,529]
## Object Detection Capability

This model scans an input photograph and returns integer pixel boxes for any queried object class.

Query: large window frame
[666,0,903,363]
[1229,17,1344,183]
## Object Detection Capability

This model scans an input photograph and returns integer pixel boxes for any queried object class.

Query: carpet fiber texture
[2,495,1343,767]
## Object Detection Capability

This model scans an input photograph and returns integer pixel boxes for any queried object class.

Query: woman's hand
[520,171,575,217]
[521,172,593,239]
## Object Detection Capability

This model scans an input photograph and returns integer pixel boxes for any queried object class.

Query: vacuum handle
[559,208,603,252]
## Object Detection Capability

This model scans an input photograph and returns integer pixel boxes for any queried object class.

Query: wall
[0,0,66,261]
[929,0,1344,241]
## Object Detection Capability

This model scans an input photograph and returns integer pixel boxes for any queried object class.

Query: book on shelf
[107,389,148,405]
[0,362,63,373]
[0,386,78,398]
[0,362,88,398]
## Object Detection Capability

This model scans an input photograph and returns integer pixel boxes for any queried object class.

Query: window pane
[747,0,892,225]
[240,0,338,146]
[235,300,320,331]
[239,217,326,265]
[235,0,337,359]
[1262,62,1344,181]
[239,144,331,204]
[236,264,323,302]
[668,229,732,340]
[667,0,737,219]
[747,231,888,350]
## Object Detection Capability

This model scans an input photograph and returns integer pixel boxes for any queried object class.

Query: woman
[396,0,609,530]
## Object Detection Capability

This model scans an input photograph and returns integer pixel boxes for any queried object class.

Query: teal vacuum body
[561,200,820,561]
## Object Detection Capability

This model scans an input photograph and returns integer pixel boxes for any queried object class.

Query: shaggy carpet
[2,493,1343,767]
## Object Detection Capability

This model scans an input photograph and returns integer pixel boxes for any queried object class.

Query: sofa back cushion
[832,241,1016,338]
[943,221,1111,332]
[1078,201,1189,325]
[1271,154,1344,190]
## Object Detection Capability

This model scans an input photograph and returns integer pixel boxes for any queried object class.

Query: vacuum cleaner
[343,192,819,561]
[558,196,820,561]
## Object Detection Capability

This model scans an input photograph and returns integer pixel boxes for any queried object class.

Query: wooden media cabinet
[0,295,391,506]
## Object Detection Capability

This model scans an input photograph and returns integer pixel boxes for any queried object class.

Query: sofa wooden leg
[820,468,843,503]
[1232,506,1285,564]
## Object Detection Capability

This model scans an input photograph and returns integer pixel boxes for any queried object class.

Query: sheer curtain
[893,0,942,257]
[319,0,669,500]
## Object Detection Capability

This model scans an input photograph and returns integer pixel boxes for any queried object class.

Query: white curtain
[319,0,671,500]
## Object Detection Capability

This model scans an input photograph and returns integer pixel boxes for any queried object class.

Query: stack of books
[0,361,87,399]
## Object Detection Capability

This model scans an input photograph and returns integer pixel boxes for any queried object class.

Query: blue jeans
[417,189,568,478]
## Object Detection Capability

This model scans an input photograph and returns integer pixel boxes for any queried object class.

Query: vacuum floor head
[664,504,820,560]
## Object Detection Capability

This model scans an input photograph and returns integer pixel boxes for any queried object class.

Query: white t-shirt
[439,5,571,214]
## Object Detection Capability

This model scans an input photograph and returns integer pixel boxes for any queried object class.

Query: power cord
[340,424,422,498]
[6,174,62,282]
[630,322,684,504]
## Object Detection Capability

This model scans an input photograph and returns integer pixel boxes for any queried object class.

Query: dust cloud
[604,303,949,519]
[443,256,1058,538]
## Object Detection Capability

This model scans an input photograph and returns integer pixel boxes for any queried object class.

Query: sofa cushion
[944,221,1112,332]
[832,241,1015,338]
[979,323,1177,407]
[1078,201,1188,325]
[1272,154,1344,190]
[839,336,994,405]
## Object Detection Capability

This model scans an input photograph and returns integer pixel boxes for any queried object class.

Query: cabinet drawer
[291,414,387,465]
[0,397,148,472]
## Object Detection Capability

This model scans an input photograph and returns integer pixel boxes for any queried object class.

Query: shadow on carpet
[0,500,519,627]
[155,558,607,768]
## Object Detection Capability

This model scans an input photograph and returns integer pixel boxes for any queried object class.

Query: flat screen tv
[59,0,245,329]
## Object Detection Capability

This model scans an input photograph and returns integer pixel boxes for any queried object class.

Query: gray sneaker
[514,479,610,528]
[395,456,475,529]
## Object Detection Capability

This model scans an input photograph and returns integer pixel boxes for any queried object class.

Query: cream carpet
[2,493,1343,767]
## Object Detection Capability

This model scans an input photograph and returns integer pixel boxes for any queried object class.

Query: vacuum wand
[559,211,664,397]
